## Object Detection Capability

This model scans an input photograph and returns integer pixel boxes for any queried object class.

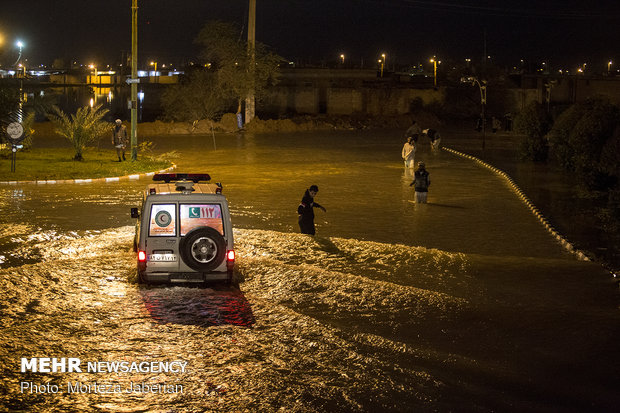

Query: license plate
[148,253,177,262]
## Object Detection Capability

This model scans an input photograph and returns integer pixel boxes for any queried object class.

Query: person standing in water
[401,136,417,169]
[409,161,431,203]
[297,185,326,235]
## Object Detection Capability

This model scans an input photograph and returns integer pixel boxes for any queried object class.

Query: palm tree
[47,104,111,161]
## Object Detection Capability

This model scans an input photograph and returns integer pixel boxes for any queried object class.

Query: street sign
[5,122,24,173]
[126,78,140,84]
[7,122,24,141]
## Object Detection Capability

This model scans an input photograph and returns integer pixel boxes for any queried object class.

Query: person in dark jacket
[409,161,431,203]
[423,128,441,151]
[297,185,326,235]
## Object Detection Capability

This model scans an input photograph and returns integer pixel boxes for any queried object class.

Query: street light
[378,59,384,77]
[150,61,158,82]
[608,60,613,73]
[14,40,24,66]
[340,54,345,65]
[88,63,97,84]
[17,63,26,78]
[461,76,487,149]
[430,57,440,87]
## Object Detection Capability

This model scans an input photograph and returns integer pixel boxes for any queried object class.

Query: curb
[0,163,176,185]
[442,147,591,262]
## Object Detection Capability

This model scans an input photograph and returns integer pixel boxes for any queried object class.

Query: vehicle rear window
[180,204,224,236]
[149,204,177,236]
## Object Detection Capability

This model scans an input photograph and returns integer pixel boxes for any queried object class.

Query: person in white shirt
[401,136,416,168]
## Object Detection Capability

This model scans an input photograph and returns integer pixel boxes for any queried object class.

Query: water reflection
[140,286,255,327]
[15,84,164,122]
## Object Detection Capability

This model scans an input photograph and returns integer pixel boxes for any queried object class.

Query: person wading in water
[297,185,326,235]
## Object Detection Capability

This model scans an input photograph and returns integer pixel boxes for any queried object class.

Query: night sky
[2,0,620,71]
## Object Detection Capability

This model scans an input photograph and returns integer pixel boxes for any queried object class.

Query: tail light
[138,250,147,262]
[226,250,235,270]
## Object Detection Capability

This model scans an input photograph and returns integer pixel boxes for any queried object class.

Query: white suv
[130,173,235,284]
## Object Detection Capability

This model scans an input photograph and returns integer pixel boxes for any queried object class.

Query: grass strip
[0,148,172,181]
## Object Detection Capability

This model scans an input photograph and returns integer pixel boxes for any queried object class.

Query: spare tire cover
[179,227,226,272]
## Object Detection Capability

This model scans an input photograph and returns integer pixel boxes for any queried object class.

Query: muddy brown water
[1,130,618,412]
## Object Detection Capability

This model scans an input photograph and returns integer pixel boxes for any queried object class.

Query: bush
[514,102,551,161]
[547,103,585,169]
[547,98,620,189]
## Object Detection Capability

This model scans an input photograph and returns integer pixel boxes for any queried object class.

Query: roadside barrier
[442,147,591,262]
[0,164,176,185]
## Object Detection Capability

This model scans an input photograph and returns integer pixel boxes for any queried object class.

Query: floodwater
[1,130,619,412]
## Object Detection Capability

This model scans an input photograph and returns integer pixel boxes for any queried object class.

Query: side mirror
[130,207,140,218]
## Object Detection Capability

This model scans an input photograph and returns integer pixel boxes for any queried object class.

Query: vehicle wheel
[179,227,226,272]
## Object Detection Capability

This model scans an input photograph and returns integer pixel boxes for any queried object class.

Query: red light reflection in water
[140,287,255,327]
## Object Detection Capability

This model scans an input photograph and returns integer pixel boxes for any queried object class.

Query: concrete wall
[509,88,540,112]
[522,75,620,108]
[262,84,442,116]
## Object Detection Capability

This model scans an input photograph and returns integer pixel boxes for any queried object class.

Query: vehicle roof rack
[153,173,211,183]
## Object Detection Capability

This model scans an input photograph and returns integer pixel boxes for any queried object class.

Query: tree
[548,98,620,189]
[46,104,111,161]
[20,112,36,149]
[514,101,551,161]
[52,58,65,70]
[0,85,20,119]
[0,85,40,150]
[547,103,585,170]
[194,20,283,114]
[568,99,620,188]
[161,70,225,126]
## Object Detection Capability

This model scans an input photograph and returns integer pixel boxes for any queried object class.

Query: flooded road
[1,130,619,412]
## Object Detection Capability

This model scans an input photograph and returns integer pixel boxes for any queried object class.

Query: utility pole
[130,0,138,160]
[245,0,256,124]
[461,76,487,149]
[483,28,487,69]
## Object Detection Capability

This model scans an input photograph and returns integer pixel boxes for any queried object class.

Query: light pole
[150,61,158,82]
[545,80,557,113]
[340,54,345,65]
[378,59,384,77]
[88,63,97,84]
[245,0,256,125]
[608,60,613,74]
[14,40,24,66]
[430,57,440,87]
[462,76,487,149]
[130,0,138,161]
[17,63,26,78]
